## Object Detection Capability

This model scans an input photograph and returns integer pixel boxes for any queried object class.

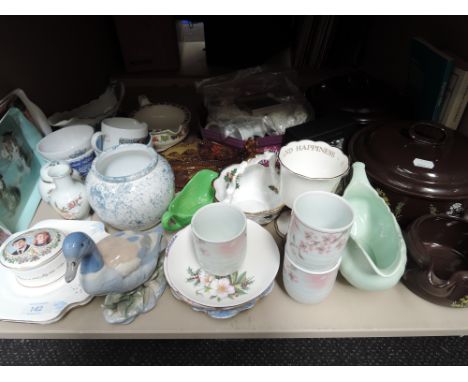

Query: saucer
[170,282,274,319]
[274,209,291,239]
[164,220,280,308]
[0,219,106,324]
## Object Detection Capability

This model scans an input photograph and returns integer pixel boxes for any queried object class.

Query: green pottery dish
[340,162,406,291]
[162,169,218,231]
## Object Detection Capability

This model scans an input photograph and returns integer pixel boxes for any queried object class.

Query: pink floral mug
[191,203,247,276]
[285,191,354,271]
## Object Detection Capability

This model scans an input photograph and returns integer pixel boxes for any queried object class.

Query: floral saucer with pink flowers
[164,219,280,309]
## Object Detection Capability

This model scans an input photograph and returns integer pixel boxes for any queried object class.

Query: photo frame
[0,107,44,233]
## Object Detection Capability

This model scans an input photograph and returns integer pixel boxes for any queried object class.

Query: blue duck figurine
[62,226,164,296]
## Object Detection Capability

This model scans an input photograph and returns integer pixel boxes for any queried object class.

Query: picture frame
[0,107,44,233]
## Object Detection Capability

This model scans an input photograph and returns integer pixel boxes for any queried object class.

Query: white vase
[39,161,82,204]
[48,163,90,220]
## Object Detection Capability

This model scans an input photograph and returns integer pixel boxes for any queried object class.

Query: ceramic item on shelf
[93,132,152,156]
[0,219,104,324]
[164,219,280,309]
[86,143,175,230]
[91,117,148,152]
[403,214,468,308]
[48,163,90,220]
[285,191,354,271]
[278,140,349,209]
[283,253,341,304]
[0,227,66,287]
[102,239,167,324]
[349,121,468,227]
[133,96,190,152]
[39,161,81,204]
[213,152,284,225]
[274,209,290,239]
[340,162,406,291]
[162,169,218,232]
[62,225,164,296]
[63,147,95,178]
[48,81,125,128]
[36,124,94,161]
[0,107,44,233]
[191,203,247,276]
[169,282,274,319]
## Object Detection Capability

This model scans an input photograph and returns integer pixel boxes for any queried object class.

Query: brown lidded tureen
[349,121,468,227]
[0,228,66,287]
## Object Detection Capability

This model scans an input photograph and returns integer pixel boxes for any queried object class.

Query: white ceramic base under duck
[285,191,354,271]
[37,124,94,161]
[165,219,280,308]
[279,140,349,208]
[92,117,148,152]
[283,254,341,304]
[191,203,247,276]
[0,219,104,324]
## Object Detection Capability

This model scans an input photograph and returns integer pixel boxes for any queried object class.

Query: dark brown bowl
[403,214,468,307]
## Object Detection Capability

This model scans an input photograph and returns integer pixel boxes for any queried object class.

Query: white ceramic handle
[13,89,52,135]
[91,131,106,152]
[138,95,151,108]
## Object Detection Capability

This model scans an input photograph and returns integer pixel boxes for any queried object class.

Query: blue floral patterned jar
[86,144,175,230]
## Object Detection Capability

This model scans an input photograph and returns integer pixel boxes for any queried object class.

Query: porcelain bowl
[36,124,94,161]
[279,140,349,208]
[213,152,284,225]
[283,253,341,304]
[0,228,66,287]
[134,102,191,152]
[86,143,175,230]
[64,147,95,178]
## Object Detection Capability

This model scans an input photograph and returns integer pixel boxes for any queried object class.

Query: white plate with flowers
[164,219,280,308]
[0,219,107,324]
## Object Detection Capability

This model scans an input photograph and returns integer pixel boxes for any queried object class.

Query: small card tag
[413,158,434,169]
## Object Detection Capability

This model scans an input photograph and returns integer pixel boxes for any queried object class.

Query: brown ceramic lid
[349,120,468,199]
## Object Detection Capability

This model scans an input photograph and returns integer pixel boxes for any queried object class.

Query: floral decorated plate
[164,219,280,308]
[169,282,274,319]
[0,219,106,324]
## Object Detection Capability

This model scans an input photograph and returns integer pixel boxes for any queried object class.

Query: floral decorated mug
[191,203,247,276]
[285,191,354,271]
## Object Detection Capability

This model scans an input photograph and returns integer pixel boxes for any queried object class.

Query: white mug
[285,191,354,271]
[191,203,247,276]
[283,253,341,304]
[91,117,148,152]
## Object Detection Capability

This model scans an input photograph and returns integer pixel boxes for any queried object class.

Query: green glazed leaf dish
[162,169,219,231]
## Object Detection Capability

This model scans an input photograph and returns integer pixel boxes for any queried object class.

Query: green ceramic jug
[162,169,219,231]
[340,162,407,291]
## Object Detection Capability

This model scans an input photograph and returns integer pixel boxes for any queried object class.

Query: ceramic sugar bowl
[0,228,66,287]
[86,143,175,230]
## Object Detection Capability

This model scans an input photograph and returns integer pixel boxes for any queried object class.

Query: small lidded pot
[0,228,66,287]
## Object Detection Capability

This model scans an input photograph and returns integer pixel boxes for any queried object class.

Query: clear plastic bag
[196,67,314,140]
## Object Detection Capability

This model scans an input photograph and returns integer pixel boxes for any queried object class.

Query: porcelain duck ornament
[62,226,164,296]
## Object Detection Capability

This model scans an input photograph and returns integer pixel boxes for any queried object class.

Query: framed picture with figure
[0,107,44,233]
